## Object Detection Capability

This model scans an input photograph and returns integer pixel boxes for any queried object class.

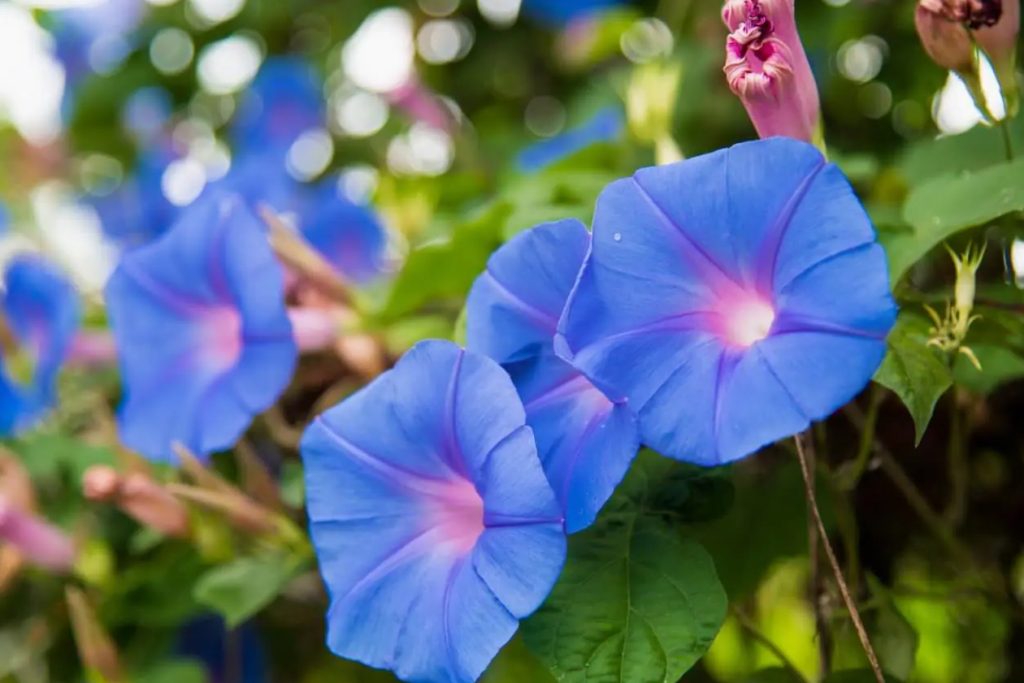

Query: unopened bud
[0,495,76,572]
[82,466,190,539]
[916,1,977,72]
[722,0,822,145]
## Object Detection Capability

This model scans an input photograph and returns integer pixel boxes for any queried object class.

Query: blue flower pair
[300,137,897,682]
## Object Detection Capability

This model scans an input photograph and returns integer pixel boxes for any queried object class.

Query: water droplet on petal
[613,232,622,242]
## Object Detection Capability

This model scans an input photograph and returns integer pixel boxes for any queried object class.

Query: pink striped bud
[722,0,821,144]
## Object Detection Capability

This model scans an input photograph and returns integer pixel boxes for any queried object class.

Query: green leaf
[521,476,727,683]
[874,314,952,445]
[889,158,1024,280]
[380,201,511,320]
[193,555,297,628]
[135,660,207,683]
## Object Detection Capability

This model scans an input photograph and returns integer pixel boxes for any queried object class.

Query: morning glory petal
[714,347,808,463]
[467,221,638,531]
[302,340,565,683]
[105,193,296,461]
[506,352,638,532]
[559,138,896,465]
[467,219,589,363]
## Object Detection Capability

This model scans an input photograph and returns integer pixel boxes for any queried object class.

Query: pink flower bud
[82,466,190,539]
[0,495,76,572]
[915,1,977,73]
[722,0,821,143]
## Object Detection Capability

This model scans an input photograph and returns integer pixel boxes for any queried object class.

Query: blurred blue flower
[232,58,325,158]
[122,87,174,144]
[90,143,181,248]
[521,0,626,25]
[105,193,296,462]
[51,0,145,109]
[466,220,638,532]
[301,340,566,683]
[0,256,80,435]
[299,179,387,284]
[557,138,897,465]
[176,616,268,683]
[517,107,623,172]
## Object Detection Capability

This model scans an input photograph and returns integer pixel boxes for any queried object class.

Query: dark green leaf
[953,343,1024,394]
[193,555,297,628]
[741,668,804,683]
[482,636,557,683]
[521,512,727,682]
[874,314,952,445]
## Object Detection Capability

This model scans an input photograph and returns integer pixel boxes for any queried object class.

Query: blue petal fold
[517,108,623,172]
[558,138,897,465]
[0,255,80,435]
[105,193,296,461]
[467,220,638,532]
[301,341,565,683]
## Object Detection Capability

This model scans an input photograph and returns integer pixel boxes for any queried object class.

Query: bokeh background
[1,0,1024,682]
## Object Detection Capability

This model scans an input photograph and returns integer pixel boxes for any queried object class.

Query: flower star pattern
[467,220,638,533]
[301,340,566,683]
[105,193,296,462]
[0,256,80,435]
[557,138,897,465]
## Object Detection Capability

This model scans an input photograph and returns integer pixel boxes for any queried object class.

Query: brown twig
[794,434,886,683]
[258,204,352,305]
[801,433,832,678]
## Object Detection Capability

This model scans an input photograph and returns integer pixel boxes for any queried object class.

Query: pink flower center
[428,477,485,556]
[198,306,243,368]
[717,294,776,348]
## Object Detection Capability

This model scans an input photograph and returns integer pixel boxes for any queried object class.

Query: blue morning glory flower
[301,340,566,683]
[231,58,325,157]
[299,179,388,284]
[90,143,181,248]
[521,0,626,25]
[557,137,897,465]
[517,108,623,172]
[466,220,638,532]
[104,193,296,462]
[1,255,80,435]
